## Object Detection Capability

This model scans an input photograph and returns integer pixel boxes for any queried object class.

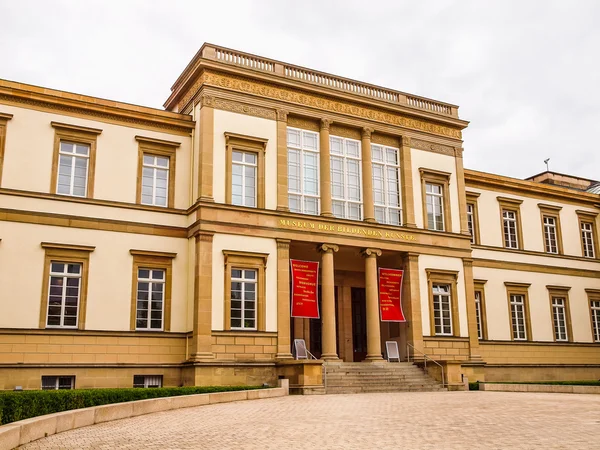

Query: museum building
[0,44,599,391]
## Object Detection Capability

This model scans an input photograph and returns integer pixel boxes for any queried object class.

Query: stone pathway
[19,392,600,449]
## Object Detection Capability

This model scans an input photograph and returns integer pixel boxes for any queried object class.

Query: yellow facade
[0,44,599,391]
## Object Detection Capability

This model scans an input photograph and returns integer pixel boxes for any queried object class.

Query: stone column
[454,147,470,235]
[463,257,482,360]
[319,119,333,217]
[361,128,376,223]
[191,231,214,361]
[362,248,383,361]
[276,110,289,212]
[402,252,424,357]
[276,239,293,359]
[198,95,215,202]
[399,136,416,228]
[319,243,339,359]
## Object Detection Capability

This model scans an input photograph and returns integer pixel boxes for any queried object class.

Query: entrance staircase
[323,361,445,394]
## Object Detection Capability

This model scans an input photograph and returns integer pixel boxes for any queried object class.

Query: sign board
[379,268,406,322]
[290,260,320,318]
[385,341,400,362]
[294,339,308,360]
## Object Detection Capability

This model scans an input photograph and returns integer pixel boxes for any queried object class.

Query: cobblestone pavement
[20,392,600,449]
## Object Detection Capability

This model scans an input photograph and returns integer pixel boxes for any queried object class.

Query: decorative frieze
[411,138,456,157]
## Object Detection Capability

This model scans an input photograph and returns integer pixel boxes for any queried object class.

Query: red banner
[379,268,406,322]
[290,260,320,318]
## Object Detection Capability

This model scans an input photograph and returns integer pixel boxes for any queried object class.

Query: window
[223,251,267,332]
[0,112,12,186]
[498,197,523,249]
[371,144,401,225]
[467,204,475,243]
[475,291,483,339]
[51,122,101,198]
[505,282,531,341]
[39,243,94,330]
[287,127,320,215]
[465,192,481,245]
[577,210,598,259]
[225,133,267,209]
[130,250,175,332]
[539,204,563,254]
[426,269,459,337]
[330,136,362,220]
[551,297,568,341]
[136,136,179,208]
[587,289,600,342]
[420,169,452,232]
[543,216,558,253]
[133,375,163,388]
[42,376,75,390]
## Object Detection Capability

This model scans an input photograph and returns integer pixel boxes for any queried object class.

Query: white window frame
[543,216,559,254]
[133,375,163,388]
[135,268,166,331]
[467,203,475,244]
[551,297,568,342]
[425,182,445,231]
[503,210,519,249]
[141,154,170,207]
[371,144,402,226]
[230,268,257,331]
[231,150,257,208]
[46,262,82,329]
[432,284,452,336]
[475,290,483,340]
[56,141,90,197]
[591,300,600,342]
[510,294,527,340]
[581,222,596,258]
[287,127,320,215]
[41,375,75,390]
[330,135,363,221]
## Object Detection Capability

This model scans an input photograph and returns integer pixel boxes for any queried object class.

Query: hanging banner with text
[379,268,406,322]
[290,259,320,319]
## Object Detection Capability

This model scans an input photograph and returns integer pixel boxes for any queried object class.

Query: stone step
[326,387,447,394]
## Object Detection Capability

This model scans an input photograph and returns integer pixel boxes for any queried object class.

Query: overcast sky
[1,0,598,180]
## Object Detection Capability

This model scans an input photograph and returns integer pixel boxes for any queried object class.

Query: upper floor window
[420,169,452,232]
[467,204,475,243]
[224,133,266,209]
[498,197,523,249]
[466,192,481,245]
[0,112,12,187]
[577,211,598,259]
[330,136,362,220]
[51,122,101,199]
[231,150,257,207]
[539,204,563,255]
[287,128,320,215]
[371,144,401,226]
[135,136,179,208]
[426,183,444,231]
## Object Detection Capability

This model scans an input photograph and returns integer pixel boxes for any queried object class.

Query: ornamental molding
[276,109,289,121]
[186,71,462,140]
[411,138,455,157]
[330,123,361,140]
[287,115,320,132]
[211,97,276,120]
[372,133,399,148]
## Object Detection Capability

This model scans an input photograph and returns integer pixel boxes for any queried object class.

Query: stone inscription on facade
[278,219,417,241]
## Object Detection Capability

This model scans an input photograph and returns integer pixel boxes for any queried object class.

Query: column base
[364,354,384,362]
[188,352,214,362]
[364,218,377,224]
[276,206,290,212]
[199,196,214,203]
[276,352,294,360]
[320,212,334,218]
[404,222,417,228]
[321,353,339,361]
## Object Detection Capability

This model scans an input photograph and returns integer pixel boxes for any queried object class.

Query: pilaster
[361,247,383,361]
[198,95,214,202]
[191,231,214,361]
[402,252,424,356]
[454,147,470,235]
[361,127,376,223]
[276,239,293,359]
[463,257,482,360]
[400,136,417,228]
[319,119,333,217]
[276,110,289,212]
[319,243,339,360]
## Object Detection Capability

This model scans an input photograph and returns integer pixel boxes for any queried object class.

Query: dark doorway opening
[351,287,367,362]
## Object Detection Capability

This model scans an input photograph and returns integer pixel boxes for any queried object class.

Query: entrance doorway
[351,287,367,362]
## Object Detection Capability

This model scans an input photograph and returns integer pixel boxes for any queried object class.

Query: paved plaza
[20,391,600,449]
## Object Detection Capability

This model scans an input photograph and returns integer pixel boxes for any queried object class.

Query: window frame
[576,210,599,259]
[286,126,320,215]
[426,269,460,337]
[474,279,488,340]
[371,143,402,226]
[466,192,481,245]
[39,242,95,330]
[133,375,163,388]
[129,249,176,332]
[41,375,75,390]
[505,282,532,341]
[330,134,363,221]
[497,197,524,250]
[547,285,572,343]
[538,204,563,255]
[50,122,101,199]
[225,132,267,209]
[223,250,267,332]
[420,168,452,232]
[135,136,179,209]
[586,289,600,343]
[0,112,13,186]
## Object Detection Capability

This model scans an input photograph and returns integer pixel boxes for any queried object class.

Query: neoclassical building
[0,44,598,391]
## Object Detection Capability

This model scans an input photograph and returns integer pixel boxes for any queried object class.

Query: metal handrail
[406,343,445,387]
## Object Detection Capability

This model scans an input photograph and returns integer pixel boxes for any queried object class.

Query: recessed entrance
[351,287,367,362]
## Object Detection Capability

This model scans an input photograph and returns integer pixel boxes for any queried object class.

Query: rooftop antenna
[544,158,550,172]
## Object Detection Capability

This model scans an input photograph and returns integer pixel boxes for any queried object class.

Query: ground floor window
[510,294,527,340]
[42,375,75,390]
[231,268,257,330]
[475,290,483,339]
[432,284,452,335]
[591,300,600,342]
[551,297,568,341]
[133,375,163,388]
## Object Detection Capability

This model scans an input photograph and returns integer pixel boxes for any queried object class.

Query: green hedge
[0,385,262,425]
[468,382,479,391]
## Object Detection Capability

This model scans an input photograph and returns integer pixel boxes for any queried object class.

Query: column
[319,119,333,217]
[454,147,470,235]
[463,258,482,360]
[361,128,376,223]
[399,136,416,228]
[362,248,383,361]
[402,252,424,357]
[276,239,293,359]
[191,231,214,361]
[276,110,289,212]
[198,95,215,202]
[319,243,339,359]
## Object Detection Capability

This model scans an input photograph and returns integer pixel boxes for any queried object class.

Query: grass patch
[0,385,263,425]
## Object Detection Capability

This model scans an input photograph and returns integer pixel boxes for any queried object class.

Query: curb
[479,383,600,394]
[0,379,289,450]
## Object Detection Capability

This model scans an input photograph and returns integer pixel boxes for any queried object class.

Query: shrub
[468,381,480,391]
[0,385,262,425]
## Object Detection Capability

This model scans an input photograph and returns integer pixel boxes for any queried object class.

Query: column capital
[362,127,374,139]
[403,251,419,262]
[194,231,214,242]
[401,135,411,147]
[318,243,339,254]
[199,94,215,108]
[276,238,291,250]
[276,109,289,122]
[462,257,473,268]
[361,248,382,258]
[454,147,464,158]
[320,118,333,130]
